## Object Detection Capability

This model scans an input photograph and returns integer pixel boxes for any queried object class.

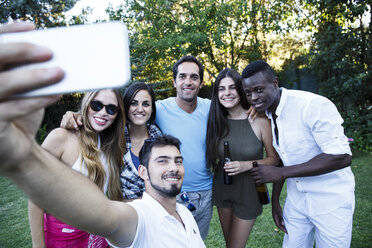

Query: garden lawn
[1,150,371,247]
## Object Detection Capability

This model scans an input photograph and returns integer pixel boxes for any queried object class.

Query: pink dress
[44,213,109,247]
[44,214,89,247]
[44,151,110,248]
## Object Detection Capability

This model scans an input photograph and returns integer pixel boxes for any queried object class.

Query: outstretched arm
[12,144,138,246]
[0,22,138,247]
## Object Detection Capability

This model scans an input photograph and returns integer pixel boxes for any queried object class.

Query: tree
[295,0,372,153]
[108,0,297,87]
[0,0,78,27]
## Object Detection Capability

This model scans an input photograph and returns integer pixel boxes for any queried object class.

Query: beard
[151,183,181,197]
[178,89,198,103]
[180,95,196,102]
[148,172,182,197]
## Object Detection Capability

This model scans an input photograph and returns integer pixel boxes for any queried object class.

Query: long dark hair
[206,68,249,171]
[123,82,156,124]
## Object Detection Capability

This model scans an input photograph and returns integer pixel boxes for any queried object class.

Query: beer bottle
[252,161,270,204]
[223,141,233,185]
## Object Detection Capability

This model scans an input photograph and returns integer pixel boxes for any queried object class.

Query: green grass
[349,150,372,248]
[1,150,371,247]
[205,183,286,248]
[0,177,30,247]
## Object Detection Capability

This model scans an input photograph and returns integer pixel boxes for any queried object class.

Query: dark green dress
[212,117,263,219]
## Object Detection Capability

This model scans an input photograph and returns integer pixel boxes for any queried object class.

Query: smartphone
[0,22,131,97]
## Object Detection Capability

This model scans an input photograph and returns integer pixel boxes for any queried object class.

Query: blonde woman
[28,89,125,248]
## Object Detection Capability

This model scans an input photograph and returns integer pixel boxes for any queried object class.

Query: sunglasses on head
[180,192,196,212]
[89,100,119,115]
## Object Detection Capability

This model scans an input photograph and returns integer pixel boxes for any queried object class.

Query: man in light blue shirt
[242,60,354,248]
[156,55,213,239]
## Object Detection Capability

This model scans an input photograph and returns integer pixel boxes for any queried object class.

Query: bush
[36,93,82,144]
[344,107,372,154]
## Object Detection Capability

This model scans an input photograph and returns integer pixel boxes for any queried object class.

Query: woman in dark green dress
[206,68,279,248]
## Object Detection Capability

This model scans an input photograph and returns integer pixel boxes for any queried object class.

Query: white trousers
[282,195,355,248]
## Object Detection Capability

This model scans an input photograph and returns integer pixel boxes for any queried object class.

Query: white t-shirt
[109,192,205,248]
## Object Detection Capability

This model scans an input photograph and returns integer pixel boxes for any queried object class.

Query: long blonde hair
[79,89,125,201]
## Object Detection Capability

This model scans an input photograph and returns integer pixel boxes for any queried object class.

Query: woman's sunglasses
[89,100,119,115]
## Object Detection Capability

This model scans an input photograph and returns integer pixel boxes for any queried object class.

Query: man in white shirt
[241,60,355,248]
[0,22,204,248]
[110,135,205,247]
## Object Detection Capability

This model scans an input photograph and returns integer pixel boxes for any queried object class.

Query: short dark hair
[241,60,276,82]
[173,55,204,82]
[123,82,156,124]
[139,135,182,168]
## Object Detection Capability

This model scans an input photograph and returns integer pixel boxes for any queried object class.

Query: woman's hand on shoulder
[60,111,82,131]
[246,106,257,122]
[247,106,266,123]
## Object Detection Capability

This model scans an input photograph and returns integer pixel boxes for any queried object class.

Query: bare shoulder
[251,116,271,131]
[43,128,77,145]
[42,128,79,157]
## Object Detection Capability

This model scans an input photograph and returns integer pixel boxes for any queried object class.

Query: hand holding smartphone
[0,22,131,97]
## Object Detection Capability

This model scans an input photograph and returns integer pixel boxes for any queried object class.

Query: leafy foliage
[1,0,370,152]
[37,93,83,143]
[302,0,372,153]
[0,0,78,27]
[272,0,371,153]
[108,0,297,86]
[107,0,372,152]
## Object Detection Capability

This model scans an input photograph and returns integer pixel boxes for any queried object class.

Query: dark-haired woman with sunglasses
[120,82,163,200]
[29,89,126,248]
